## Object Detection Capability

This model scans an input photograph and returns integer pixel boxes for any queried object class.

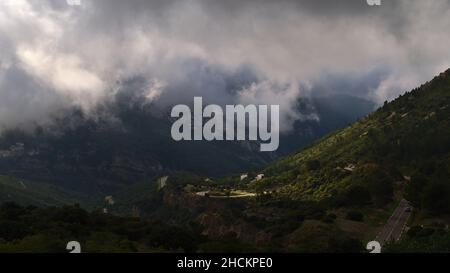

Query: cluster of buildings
[240,173,265,182]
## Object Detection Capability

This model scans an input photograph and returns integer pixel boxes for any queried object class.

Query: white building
[104,196,115,205]
[255,174,265,181]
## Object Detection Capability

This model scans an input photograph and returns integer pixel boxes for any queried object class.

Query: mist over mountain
[1,68,445,253]
[106,68,450,253]
[0,76,374,197]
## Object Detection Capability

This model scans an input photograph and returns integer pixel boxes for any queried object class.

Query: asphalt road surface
[375,199,413,246]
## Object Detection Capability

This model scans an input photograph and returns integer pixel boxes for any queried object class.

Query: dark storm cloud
[308,68,391,99]
[1,0,450,131]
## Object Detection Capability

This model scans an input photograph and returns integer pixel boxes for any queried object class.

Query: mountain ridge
[1,69,450,252]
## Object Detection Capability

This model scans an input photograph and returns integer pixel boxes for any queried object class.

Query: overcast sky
[1,0,450,131]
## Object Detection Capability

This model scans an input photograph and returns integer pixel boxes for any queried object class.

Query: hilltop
[127,68,450,252]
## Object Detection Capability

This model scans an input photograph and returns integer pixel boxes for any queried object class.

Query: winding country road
[375,199,413,246]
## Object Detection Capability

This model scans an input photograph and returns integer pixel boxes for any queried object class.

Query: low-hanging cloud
[1,0,450,132]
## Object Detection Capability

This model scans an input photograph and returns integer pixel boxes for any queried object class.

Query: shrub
[345,211,364,222]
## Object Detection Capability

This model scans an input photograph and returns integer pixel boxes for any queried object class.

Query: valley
[1,69,450,252]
